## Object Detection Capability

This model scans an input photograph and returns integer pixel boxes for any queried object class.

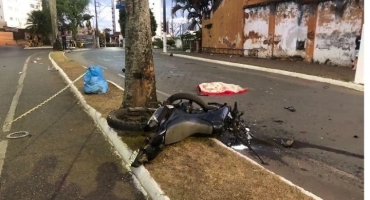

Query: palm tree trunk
[122,0,157,108]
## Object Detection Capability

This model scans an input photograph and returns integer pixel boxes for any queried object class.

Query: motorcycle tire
[107,108,151,132]
[166,93,209,111]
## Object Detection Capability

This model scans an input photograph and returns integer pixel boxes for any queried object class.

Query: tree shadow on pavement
[83,162,136,200]
[0,156,60,200]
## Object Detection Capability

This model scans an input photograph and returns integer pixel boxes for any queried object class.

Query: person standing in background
[61,29,67,51]
[352,30,362,70]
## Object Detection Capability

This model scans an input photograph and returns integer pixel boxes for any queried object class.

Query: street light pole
[162,0,167,53]
[94,0,100,48]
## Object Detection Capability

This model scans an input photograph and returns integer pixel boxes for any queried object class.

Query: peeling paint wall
[202,0,244,49]
[313,0,363,66]
[243,6,270,57]
[273,2,309,57]
[205,0,363,66]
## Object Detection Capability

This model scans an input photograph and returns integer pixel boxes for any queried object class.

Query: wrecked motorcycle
[129,93,265,167]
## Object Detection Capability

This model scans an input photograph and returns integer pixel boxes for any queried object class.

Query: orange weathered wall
[204,0,364,66]
[202,0,245,49]
[0,32,16,46]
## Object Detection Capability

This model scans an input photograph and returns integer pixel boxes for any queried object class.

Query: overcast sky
[88,0,188,32]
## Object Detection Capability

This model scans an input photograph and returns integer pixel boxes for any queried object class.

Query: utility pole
[162,0,167,53]
[94,0,100,48]
[171,0,174,37]
[49,0,59,50]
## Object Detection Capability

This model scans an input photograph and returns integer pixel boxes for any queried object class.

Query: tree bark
[122,0,157,108]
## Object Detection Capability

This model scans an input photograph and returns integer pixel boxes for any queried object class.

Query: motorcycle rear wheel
[107,108,151,131]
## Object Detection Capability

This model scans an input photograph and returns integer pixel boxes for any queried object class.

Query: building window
[30,4,34,8]
[10,17,13,20]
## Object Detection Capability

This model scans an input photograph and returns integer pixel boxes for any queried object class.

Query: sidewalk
[0,52,146,200]
[163,51,357,83]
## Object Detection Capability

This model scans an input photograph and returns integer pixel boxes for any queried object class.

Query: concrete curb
[24,46,53,50]
[166,53,364,92]
[48,53,170,200]
[212,139,323,200]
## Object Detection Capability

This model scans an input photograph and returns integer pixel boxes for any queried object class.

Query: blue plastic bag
[84,65,108,94]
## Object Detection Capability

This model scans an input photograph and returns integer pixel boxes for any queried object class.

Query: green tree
[104,28,111,43]
[56,0,90,40]
[118,9,126,37]
[26,10,52,43]
[149,9,157,36]
[119,8,157,37]
[172,0,212,30]
[167,39,175,46]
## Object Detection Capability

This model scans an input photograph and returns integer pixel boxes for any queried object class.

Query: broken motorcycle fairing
[130,93,263,168]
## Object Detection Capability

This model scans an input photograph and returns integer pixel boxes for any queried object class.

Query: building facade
[112,0,163,38]
[202,0,364,66]
[149,0,163,38]
[0,0,42,28]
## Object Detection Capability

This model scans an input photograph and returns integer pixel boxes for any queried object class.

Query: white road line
[0,140,8,176]
[2,54,33,132]
[115,74,170,97]
[156,90,170,97]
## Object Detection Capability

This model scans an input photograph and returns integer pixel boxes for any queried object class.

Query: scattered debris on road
[19,72,22,74]
[354,135,359,138]
[33,61,37,63]
[323,85,330,89]
[6,131,31,139]
[169,53,173,56]
[284,106,296,112]
[281,138,294,147]
[273,120,284,124]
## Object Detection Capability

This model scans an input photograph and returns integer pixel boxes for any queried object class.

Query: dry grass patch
[146,137,313,200]
[51,51,316,200]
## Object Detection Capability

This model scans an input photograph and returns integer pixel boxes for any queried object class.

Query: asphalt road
[67,47,364,200]
[0,47,146,200]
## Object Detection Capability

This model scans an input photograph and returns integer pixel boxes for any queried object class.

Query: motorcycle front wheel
[166,93,210,111]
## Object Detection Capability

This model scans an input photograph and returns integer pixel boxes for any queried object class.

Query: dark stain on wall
[316,31,355,50]
[245,31,262,40]
[245,12,250,19]
[331,0,349,18]
[222,38,237,48]
[307,31,315,40]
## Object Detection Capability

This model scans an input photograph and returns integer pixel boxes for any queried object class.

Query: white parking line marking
[2,54,33,132]
[114,74,170,97]
[156,90,170,97]
[0,140,8,177]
